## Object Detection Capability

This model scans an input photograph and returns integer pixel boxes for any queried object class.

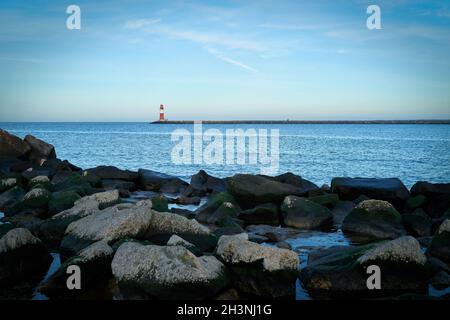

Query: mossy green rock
[48,190,81,215]
[0,178,17,193]
[280,196,333,230]
[20,188,51,209]
[428,220,450,263]
[150,195,169,212]
[194,192,238,217]
[405,195,428,211]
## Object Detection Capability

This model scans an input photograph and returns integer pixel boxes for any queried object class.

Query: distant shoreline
[151,120,450,124]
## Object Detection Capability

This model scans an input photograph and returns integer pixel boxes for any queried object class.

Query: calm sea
[1,122,450,188]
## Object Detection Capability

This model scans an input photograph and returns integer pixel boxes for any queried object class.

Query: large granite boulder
[145,210,216,252]
[427,219,450,263]
[38,240,114,297]
[85,166,138,182]
[24,134,56,161]
[34,190,120,246]
[0,129,30,161]
[410,182,450,218]
[111,242,229,299]
[19,188,51,209]
[60,201,152,256]
[215,234,299,298]
[0,228,52,285]
[280,196,333,230]
[300,236,428,298]
[342,200,406,241]
[331,177,409,210]
[239,203,279,225]
[227,174,310,209]
[138,169,188,193]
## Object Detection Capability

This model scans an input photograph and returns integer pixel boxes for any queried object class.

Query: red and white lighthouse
[159,104,165,121]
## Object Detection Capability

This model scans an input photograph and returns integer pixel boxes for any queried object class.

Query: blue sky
[0,0,449,121]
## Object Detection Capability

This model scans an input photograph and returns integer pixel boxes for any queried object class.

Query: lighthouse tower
[159,104,165,121]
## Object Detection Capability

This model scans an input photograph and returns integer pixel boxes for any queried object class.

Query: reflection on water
[32,253,61,300]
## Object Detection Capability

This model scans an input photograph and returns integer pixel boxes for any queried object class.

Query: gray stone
[111,242,229,299]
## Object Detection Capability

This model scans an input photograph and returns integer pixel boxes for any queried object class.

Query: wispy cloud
[258,23,325,31]
[0,56,45,64]
[205,47,257,72]
[125,19,266,52]
[124,18,161,29]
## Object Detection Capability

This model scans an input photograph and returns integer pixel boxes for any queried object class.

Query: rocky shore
[1,128,449,300]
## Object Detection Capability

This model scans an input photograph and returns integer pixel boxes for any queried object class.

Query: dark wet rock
[426,256,450,274]
[353,194,370,205]
[308,193,339,209]
[427,219,450,263]
[215,288,241,300]
[60,201,152,256]
[196,201,239,225]
[245,224,301,242]
[21,168,52,181]
[431,271,450,290]
[342,200,406,241]
[101,179,136,192]
[0,129,31,161]
[247,233,269,243]
[34,190,120,246]
[331,177,409,210]
[42,158,82,173]
[138,169,188,193]
[215,234,299,298]
[175,195,201,205]
[0,228,52,285]
[405,195,428,212]
[0,177,17,193]
[194,192,238,218]
[170,207,196,219]
[238,203,279,225]
[265,172,318,191]
[410,182,450,218]
[38,240,114,297]
[112,242,229,299]
[183,170,227,197]
[402,210,432,237]
[331,200,355,225]
[24,134,56,161]
[213,226,245,238]
[281,196,333,230]
[150,194,169,212]
[8,160,33,173]
[276,241,292,250]
[0,224,14,238]
[300,236,428,298]
[3,211,42,230]
[85,166,138,182]
[0,186,26,216]
[228,174,312,209]
[48,190,81,215]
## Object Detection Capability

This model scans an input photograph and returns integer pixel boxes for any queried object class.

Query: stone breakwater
[0,128,449,300]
